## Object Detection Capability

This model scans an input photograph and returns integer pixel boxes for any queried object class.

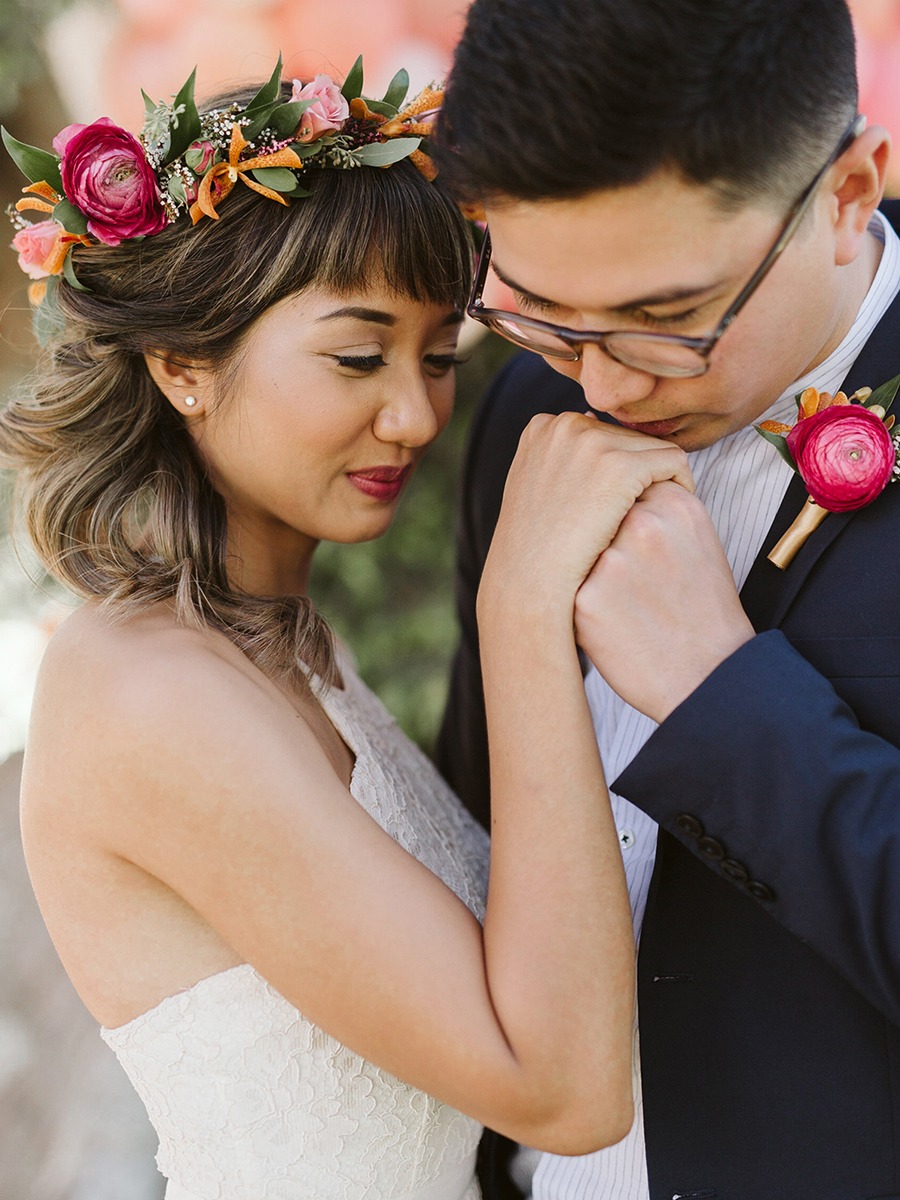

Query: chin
[327,515,399,546]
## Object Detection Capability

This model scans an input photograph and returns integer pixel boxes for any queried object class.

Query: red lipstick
[346,464,412,501]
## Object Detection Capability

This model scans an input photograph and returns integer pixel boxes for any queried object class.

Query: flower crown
[3,55,442,328]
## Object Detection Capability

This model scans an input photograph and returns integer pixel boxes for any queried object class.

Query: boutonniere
[755,372,900,569]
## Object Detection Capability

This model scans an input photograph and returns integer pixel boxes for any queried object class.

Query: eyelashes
[633,307,704,329]
[334,354,387,371]
[333,354,466,375]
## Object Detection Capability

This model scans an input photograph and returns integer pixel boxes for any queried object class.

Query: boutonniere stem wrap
[756,373,900,569]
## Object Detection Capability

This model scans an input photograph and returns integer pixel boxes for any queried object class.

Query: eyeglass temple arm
[708,113,866,347]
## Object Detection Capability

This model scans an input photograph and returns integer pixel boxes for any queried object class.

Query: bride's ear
[144,350,212,418]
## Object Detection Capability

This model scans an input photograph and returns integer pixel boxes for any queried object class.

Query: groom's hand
[480,414,695,622]
[574,480,755,723]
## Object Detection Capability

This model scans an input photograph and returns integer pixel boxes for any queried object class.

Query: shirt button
[618,828,636,851]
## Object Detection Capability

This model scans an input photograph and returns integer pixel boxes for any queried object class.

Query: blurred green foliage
[311,334,513,752]
[0,0,75,117]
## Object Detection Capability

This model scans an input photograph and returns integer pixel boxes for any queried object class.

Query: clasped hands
[481,412,755,724]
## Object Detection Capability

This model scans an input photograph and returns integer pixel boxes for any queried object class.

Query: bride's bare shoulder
[27,601,282,799]
[39,600,261,698]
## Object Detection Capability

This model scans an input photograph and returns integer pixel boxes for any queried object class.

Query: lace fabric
[101,664,489,1199]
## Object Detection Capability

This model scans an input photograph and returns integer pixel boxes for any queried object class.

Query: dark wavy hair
[435,0,859,211]
[0,82,473,689]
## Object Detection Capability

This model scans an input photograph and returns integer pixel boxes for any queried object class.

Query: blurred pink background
[41,0,900,196]
[46,0,467,129]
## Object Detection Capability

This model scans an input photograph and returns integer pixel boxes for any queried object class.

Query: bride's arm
[23,413,689,1154]
[472,410,694,1148]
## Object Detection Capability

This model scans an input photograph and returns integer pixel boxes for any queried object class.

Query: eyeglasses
[466,114,866,379]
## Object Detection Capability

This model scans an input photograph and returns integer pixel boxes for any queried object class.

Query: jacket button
[675,813,703,837]
[747,879,776,902]
[698,836,725,860]
[721,858,749,883]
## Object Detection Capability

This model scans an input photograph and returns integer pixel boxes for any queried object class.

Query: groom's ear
[830,123,891,266]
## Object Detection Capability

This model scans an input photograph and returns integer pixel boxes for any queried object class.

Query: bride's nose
[372,376,442,448]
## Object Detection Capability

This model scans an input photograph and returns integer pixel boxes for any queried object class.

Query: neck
[806,222,884,375]
[224,515,318,597]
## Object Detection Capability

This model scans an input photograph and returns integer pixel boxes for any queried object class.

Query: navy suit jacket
[436,201,900,1200]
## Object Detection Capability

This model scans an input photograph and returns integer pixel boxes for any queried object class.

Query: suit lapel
[739,277,900,631]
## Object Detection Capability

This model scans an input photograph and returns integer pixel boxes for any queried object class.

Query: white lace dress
[100,662,490,1200]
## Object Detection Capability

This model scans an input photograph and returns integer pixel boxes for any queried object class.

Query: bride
[1,58,688,1200]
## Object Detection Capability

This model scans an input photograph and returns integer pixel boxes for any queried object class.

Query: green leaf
[341,55,364,101]
[142,89,157,115]
[165,67,202,163]
[53,198,89,237]
[755,424,797,471]
[242,103,280,143]
[865,370,900,416]
[247,54,284,110]
[62,247,91,292]
[2,127,63,192]
[240,56,287,141]
[167,174,186,204]
[250,166,302,192]
[360,98,398,119]
[382,68,409,110]
[354,137,420,167]
[33,277,64,347]
[291,140,331,159]
[266,99,314,139]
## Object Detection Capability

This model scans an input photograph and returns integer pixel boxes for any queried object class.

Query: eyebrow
[316,306,465,327]
[491,259,726,315]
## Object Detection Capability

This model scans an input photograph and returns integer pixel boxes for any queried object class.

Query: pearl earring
[184,395,197,408]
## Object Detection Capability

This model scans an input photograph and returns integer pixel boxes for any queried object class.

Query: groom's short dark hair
[434,0,858,211]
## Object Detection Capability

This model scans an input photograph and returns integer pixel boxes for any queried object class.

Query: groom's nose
[573,343,658,416]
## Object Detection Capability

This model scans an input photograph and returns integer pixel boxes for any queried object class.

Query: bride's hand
[479,412,695,623]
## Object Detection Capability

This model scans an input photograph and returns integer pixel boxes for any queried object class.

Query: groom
[434,1,900,1198]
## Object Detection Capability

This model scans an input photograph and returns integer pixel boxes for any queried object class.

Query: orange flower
[380,86,444,139]
[190,125,303,224]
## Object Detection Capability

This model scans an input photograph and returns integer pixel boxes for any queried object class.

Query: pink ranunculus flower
[290,75,350,143]
[54,117,168,246]
[11,219,62,279]
[786,403,896,512]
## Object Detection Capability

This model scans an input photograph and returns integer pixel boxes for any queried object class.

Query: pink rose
[54,117,168,246]
[11,219,62,279]
[290,75,350,143]
[786,404,896,512]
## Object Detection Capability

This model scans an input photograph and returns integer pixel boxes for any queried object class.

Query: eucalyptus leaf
[165,67,201,163]
[267,99,314,140]
[354,137,420,167]
[167,174,186,204]
[142,90,157,115]
[360,98,399,119]
[1,127,63,192]
[866,370,900,416]
[53,198,89,237]
[250,166,302,192]
[33,277,64,348]
[756,424,797,470]
[341,55,364,101]
[62,248,91,292]
[382,69,409,110]
[292,141,330,159]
